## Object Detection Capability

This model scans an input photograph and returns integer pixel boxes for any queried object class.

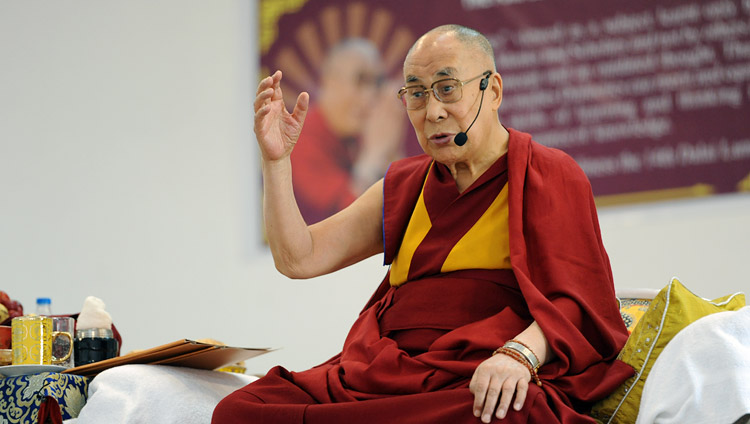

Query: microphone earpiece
[479,75,489,90]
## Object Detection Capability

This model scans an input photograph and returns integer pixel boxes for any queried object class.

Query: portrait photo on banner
[258,0,750,235]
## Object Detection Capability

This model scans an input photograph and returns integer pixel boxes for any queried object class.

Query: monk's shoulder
[527,136,590,186]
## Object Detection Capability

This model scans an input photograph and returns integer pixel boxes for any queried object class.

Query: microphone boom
[453,74,490,146]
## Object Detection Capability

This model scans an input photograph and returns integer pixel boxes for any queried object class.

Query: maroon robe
[212,129,633,423]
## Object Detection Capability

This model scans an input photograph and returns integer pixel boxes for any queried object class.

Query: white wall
[600,193,750,300]
[1,1,747,376]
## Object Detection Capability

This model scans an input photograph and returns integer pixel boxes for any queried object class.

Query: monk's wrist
[502,339,540,370]
[492,339,542,386]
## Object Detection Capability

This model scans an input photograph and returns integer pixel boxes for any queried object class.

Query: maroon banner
[260,0,750,213]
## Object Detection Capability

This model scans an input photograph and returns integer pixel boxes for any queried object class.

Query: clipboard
[62,339,272,378]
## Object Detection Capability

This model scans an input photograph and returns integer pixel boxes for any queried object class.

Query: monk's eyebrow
[435,67,457,78]
[405,67,458,84]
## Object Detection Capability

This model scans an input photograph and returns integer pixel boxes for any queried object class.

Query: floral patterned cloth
[619,298,652,334]
[0,372,89,423]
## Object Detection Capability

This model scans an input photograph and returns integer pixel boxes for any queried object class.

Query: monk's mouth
[429,133,454,145]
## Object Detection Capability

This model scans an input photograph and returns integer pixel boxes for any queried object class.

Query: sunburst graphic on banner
[261,2,415,109]
[259,0,309,55]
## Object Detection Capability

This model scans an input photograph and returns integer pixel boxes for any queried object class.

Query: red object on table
[0,325,10,349]
[37,397,63,424]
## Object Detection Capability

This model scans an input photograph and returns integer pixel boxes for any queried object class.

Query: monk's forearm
[511,321,554,366]
[261,158,314,277]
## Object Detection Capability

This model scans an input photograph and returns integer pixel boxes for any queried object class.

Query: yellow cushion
[589,277,746,424]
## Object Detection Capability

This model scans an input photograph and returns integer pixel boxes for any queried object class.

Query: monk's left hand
[469,353,531,422]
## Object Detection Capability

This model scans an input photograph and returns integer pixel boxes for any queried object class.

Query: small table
[0,371,89,423]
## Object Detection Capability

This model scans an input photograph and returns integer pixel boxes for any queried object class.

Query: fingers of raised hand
[254,71,283,111]
[290,92,309,125]
[254,87,274,114]
[255,74,272,96]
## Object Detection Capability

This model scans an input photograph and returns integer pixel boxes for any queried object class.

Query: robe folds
[212,128,634,423]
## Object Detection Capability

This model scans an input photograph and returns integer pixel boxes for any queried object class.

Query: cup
[74,328,118,366]
[0,349,10,366]
[0,325,11,349]
[12,315,52,365]
[51,317,75,368]
[0,325,11,366]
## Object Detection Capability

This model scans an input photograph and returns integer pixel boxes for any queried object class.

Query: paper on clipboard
[62,339,272,378]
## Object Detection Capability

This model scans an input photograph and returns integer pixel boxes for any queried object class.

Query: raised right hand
[254,70,309,162]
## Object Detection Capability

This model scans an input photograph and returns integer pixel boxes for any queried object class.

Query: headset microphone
[454,73,491,147]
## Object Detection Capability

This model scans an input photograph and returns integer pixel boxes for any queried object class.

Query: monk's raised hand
[254,70,309,162]
[469,353,531,423]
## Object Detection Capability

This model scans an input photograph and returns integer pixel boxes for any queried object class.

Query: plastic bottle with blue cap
[36,297,52,316]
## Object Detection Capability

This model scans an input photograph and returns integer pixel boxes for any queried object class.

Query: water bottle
[36,297,52,315]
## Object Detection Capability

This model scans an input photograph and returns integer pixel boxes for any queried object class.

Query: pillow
[616,288,659,334]
[618,297,652,334]
[589,277,746,424]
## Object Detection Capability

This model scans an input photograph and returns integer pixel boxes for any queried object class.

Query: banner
[260,0,750,214]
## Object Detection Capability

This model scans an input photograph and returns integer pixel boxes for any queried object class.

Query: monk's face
[402,33,497,165]
[320,50,383,138]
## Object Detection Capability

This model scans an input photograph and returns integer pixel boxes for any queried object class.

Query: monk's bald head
[320,38,381,78]
[405,25,496,71]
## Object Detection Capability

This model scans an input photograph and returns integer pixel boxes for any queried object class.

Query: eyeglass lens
[401,80,461,109]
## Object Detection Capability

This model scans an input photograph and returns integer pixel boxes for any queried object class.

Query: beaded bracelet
[493,347,543,386]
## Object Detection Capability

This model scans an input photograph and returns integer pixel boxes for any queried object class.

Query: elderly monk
[213,24,633,423]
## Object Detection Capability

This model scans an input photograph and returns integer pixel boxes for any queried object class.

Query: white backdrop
[1,0,748,376]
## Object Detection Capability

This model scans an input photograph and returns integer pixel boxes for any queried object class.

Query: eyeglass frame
[396,70,493,110]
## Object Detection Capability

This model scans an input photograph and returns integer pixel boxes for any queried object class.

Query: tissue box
[0,371,90,423]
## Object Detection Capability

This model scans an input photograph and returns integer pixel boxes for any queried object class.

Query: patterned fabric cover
[619,298,652,334]
[0,372,89,423]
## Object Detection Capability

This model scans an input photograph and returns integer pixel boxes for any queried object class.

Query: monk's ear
[489,72,503,111]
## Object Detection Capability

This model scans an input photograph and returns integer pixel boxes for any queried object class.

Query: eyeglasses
[397,71,492,110]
